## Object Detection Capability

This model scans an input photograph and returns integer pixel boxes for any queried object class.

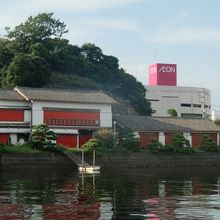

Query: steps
[63,151,89,166]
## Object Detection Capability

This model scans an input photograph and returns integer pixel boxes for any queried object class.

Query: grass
[0,144,41,153]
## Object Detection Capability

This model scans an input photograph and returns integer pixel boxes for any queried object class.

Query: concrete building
[146,63,211,118]
[146,85,211,118]
[0,87,116,147]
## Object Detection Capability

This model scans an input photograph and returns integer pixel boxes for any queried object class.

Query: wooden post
[93,149,96,167]
[81,149,84,168]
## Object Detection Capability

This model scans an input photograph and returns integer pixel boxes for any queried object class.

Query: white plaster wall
[0,128,30,133]
[159,132,165,145]
[10,134,17,145]
[0,100,29,107]
[49,128,78,134]
[32,101,113,128]
[24,110,31,122]
[183,132,192,146]
[133,131,140,138]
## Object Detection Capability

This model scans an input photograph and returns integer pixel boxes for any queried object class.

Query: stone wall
[89,152,220,168]
[2,152,220,169]
[0,153,75,169]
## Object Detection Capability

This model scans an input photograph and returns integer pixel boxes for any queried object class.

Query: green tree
[81,43,104,64]
[200,134,218,152]
[5,12,68,52]
[167,108,178,117]
[2,54,50,88]
[119,129,140,152]
[148,139,163,153]
[171,133,190,148]
[30,124,56,149]
[94,129,114,149]
[0,13,152,115]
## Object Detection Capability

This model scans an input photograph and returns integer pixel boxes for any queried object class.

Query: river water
[0,167,220,219]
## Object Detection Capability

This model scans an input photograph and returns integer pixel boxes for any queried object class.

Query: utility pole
[200,88,206,118]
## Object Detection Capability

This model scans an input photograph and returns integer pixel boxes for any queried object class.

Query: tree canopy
[0,13,151,115]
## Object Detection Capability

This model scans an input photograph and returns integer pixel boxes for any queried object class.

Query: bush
[171,133,190,148]
[82,139,99,151]
[30,124,57,150]
[119,129,141,152]
[148,139,163,153]
[200,134,219,152]
[94,129,114,149]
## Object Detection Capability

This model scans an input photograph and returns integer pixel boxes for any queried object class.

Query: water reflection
[0,167,220,219]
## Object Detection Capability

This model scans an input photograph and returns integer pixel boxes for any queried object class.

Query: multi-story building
[0,87,116,147]
[146,63,211,118]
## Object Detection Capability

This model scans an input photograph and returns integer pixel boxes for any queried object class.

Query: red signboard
[148,63,177,86]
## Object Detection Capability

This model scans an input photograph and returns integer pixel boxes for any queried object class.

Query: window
[162,96,178,98]
[181,103,191,107]
[181,113,202,118]
[148,99,159,102]
[193,104,201,108]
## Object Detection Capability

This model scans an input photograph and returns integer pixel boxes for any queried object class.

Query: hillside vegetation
[0,13,151,115]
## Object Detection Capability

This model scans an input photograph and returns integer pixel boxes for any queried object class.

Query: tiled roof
[14,87,116,104]
[114,115,220,132]
[0,88,24,101]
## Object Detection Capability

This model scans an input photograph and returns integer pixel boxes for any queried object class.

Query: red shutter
[0,110,24,121]
[0,134,10,144]
[56,134,77,148]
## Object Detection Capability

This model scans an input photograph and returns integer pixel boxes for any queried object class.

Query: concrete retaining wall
[88,152,220,168]
[0,153,75,169]
[2,152,220,169]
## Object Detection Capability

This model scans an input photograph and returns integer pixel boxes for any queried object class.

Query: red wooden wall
[192,133,217,147]
[139,132,159,147]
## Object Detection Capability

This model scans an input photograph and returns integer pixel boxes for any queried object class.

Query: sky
[1,0,220,109]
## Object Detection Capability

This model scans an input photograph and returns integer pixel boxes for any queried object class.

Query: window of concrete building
[148,99,159,102]
[181,103,191,107]
[193,104,201,108]
[181,113,203,118]
[162,96,179,98]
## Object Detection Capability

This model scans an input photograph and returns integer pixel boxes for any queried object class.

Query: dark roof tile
[15,87,116,104]
[114,115,220,132]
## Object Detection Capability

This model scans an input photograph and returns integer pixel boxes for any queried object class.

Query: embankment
[1,152,220,169]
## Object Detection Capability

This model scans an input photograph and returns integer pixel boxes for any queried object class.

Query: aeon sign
[148,63,177,86]
[159,65,176,73]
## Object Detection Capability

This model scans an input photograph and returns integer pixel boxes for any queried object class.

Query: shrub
[148,139,163,153]
[94,129,114,149]
[167,108,178,117]
[30,124,56,150]
[82,139,99,151]
[171,133,190,148]
[119,129,141,152]
[200,134,219,152]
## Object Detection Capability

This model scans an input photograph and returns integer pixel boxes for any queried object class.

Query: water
[1,167,220,219]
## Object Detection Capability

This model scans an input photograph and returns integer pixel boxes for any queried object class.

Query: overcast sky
[1,0,220,109]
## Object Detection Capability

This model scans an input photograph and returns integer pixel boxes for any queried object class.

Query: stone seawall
[0,153,75,169]
[1,152,220,169]
[86,152,220,168]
